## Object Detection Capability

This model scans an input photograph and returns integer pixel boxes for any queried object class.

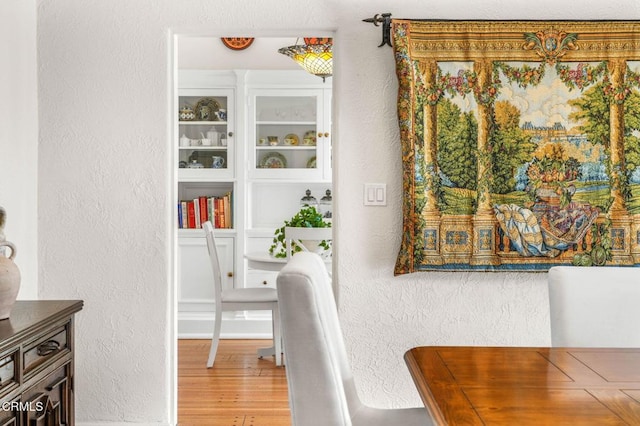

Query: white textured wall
[37,1,174,421]
[0,0,38,299]
[32,0,640,423]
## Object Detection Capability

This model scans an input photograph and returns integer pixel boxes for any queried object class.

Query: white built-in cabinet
[176,70,332,337]
[249,87,332,180]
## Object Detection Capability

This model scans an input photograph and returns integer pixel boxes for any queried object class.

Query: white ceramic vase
[0,241,20,320]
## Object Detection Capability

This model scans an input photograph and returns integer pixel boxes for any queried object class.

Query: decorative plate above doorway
[220,37,254,51]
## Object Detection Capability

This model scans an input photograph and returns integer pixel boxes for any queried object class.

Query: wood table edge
[404,348,447,425]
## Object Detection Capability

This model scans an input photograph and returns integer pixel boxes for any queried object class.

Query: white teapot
[179,134,191,147]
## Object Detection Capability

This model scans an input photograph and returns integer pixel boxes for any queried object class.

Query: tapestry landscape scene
[393,21,640,273]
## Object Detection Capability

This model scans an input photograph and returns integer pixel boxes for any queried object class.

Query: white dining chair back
[204,221,224,309]
[203,221,281,367]
[277,252,431,426]
[548,266,640,347]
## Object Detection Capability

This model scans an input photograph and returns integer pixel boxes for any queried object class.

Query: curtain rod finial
[363,13,393,47]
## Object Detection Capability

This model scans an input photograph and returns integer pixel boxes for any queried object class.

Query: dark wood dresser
[0,300,83,425]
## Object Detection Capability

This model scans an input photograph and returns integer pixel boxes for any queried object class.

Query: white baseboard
[177,312,273,339]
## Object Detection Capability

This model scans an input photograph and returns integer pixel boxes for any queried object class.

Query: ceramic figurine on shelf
[211,156,225,169]
[0,207,20,320]
[179,106,195,121]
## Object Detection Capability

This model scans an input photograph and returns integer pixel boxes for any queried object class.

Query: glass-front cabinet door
[178,88,235,181]
[248,88,330,180]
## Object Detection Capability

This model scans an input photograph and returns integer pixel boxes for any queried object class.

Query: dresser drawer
[0,351,18,399]
[22,362,71,426]
[0,396,19,426]
[23,324,69,377]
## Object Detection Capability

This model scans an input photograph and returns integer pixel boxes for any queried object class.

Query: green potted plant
[268,206,332,258]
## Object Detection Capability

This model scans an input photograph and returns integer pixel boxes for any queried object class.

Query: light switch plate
[364,183,387,206]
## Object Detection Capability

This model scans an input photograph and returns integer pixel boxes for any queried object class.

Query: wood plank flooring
[178,339,291,426]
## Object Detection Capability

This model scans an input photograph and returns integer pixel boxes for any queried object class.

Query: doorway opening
[172,33,335,422]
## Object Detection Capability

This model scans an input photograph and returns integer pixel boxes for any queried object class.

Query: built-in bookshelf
[178,192,233,229]
[177,181,234,230]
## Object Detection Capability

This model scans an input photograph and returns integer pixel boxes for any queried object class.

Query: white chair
[548,266,640,347]
[203,221,281,367]
[276,252,431,426]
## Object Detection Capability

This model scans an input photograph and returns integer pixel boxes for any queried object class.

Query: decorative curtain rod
[362,13,393,47]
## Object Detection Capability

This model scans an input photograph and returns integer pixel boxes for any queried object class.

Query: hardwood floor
[178,339,291,426]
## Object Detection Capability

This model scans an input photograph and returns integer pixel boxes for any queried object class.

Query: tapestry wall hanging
[393,20,640,274]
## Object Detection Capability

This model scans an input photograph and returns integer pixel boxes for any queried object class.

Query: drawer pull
[36,340,60,356]
[46,376,68,392]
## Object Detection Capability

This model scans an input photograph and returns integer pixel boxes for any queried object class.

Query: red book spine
[199,196,208,224]
[187,202,196,229]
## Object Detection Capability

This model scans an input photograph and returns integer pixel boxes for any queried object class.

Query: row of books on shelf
[178,192,232,229]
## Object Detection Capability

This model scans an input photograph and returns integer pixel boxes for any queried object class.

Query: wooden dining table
[405,346,640,425]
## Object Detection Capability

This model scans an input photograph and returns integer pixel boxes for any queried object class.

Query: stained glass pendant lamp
[278,37,333,82]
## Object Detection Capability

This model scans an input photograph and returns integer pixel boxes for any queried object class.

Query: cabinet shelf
[180,120,228,126]
[256,121,316,126]
[179,120,227,126]
[178,169,236,181]
[255,145,316,151]
[178,228,237,238]
[179,146,229,151]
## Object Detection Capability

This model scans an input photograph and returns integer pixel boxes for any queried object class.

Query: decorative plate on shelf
[302,130,316,146]
[284,133,299,146]
[260,152,287,169]
[306,156,317,168]
[194,98,221,121]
